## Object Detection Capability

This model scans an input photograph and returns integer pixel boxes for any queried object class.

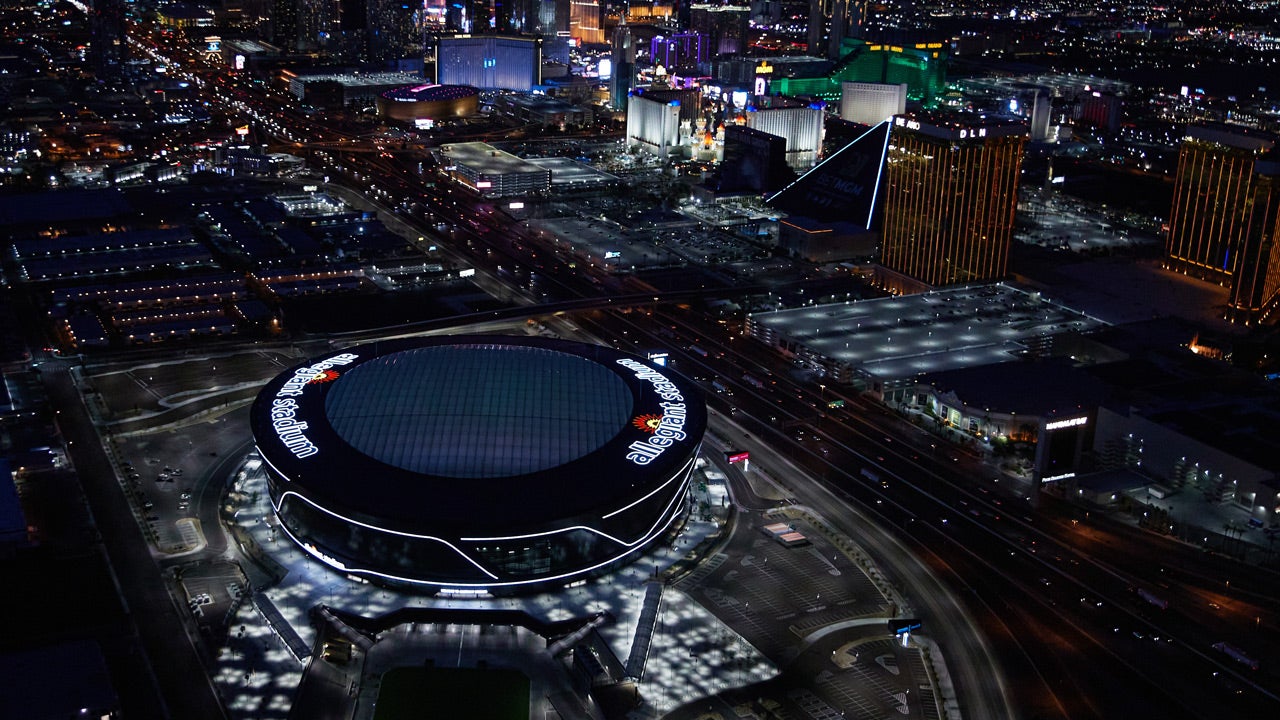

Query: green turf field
[372,666,530,720]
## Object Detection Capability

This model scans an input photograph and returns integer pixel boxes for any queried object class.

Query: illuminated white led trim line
[260,443,696,586]
[274,485,689,589]
[600,453,698,521]
[460,461,696,545]
[263,442,695,549]
[866,120,891,230]
[458,456,696,540]
[271,489,499,579]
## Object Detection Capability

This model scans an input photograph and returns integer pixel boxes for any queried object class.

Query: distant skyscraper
[880,112,1028,287]
[650,32,705,74]
[297,0,338,51]
[806,0,867,59]
[742,96,827,171]
[1166,125,1280,324]
[840,81,906,125]
[569,0,603,44]
[689,4,749,56]
[90,0,127,79]
[806,0,824,57]
[271,0,299,49]
[610,20,636,112]
[436,35,542,91]
[716,125,794,194]
[625,87,702,157]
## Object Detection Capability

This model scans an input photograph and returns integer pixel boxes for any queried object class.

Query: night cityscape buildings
[2,1,1280,719]
[880,112,1028,288]
[1165,124,1280,325]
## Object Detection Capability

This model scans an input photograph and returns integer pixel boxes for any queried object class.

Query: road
[42,359,227,720]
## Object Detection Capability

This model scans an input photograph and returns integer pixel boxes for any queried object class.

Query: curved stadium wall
[249,335,706,593]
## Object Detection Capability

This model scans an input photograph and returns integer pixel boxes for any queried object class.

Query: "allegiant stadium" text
[617,359,689,466]
[270,353,359,458]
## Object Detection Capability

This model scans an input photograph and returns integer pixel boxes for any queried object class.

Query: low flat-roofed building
[11,228,215,283]
[284,71,423,107]
[1094,400,1279,523]
[1072,468,1152,507]
[526,217,683,272]
[525,157,620,190]
[746,282,1105,387]
[908,357,1109,481]
[777,216,877,263]
[439,142,552,198]
[50,273,247,310]
[493,94,594,128]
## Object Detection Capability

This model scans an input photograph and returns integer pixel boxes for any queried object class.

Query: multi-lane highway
[581,304,1280,719]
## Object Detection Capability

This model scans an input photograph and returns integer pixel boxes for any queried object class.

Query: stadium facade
[250,336,706,593]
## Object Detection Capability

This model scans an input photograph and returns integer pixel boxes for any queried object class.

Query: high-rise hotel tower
[880,112,1028,287]
[1166,125,1280,325]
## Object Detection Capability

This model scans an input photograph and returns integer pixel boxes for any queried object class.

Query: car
[180,492,191,500]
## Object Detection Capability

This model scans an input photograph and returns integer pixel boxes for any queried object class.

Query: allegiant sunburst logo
[632,414,662,433]
[308,369,340,384]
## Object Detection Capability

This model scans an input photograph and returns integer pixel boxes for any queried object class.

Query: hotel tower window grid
[880,118,1027,287]
[1165,126,1280,324]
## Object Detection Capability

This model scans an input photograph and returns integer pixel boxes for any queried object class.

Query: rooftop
[325,344,632,479]
[750,283,1106,379]
[440,142,545,175]
[916,358,1110,418]
[893,111,1029,140]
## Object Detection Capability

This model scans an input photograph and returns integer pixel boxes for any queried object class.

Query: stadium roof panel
[325,345,632,478]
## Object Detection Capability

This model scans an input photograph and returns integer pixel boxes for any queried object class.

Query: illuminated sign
[646,351,668,366]
[604,251,622,259]
[755,61,773,75]
[617,359,688,466]
[458,268,476,277]
[508,201,524,209]
[235,125,250,137]
[476,181,492,188]
[1045,416,1088,431]
[726,451,749,464]
[415,118,435,130]
[270,353,359,458]
[1042,472,1075,483]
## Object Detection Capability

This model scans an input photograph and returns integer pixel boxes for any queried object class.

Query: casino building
[250,336,706,593]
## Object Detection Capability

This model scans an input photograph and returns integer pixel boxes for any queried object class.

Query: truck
[1212,641,1259,670]
[742,373,765,389]
[1137,588,1169,610]
[688,345,709,357]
